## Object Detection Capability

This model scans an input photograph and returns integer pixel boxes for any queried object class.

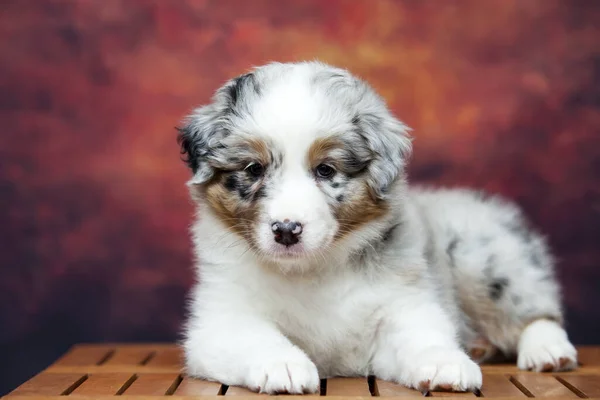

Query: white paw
[404,347,482,392]
[518,319,578,372]
[245,354,320,394]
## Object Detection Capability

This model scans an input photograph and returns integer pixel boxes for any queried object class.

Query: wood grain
[480,374,526,397]
[53,346,113,366]
[511,373,578,397]
[375,380,422,397]
[69,373,134,396]
[224,385,267,396]
[173,377,223,396]
[325,378,371,396]
[9,373,86,396]
[145,348,182,368]
[103,347,154,366]
[121,373,180,395]
[557,374,600,397]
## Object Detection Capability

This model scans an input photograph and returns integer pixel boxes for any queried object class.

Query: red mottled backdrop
[1,0,599,394]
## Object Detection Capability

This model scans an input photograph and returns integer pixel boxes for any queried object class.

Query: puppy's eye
[315,164,335,179]
[245,162,265,177]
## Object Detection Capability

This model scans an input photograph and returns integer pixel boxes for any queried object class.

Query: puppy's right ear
[177,104,223,185]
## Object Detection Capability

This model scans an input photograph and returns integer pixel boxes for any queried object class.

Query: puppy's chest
[261,276,386,373]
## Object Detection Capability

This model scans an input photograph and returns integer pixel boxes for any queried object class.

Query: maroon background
[1,0,599,395]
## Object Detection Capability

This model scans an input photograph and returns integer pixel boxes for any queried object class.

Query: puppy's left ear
[176,104,224,185]
[354,111,412,199]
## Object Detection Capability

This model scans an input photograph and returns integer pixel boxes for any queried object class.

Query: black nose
[272,220,303,246]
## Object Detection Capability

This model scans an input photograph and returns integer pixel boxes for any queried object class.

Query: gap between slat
[555,376,589,398]
[96,349,115,365]
[164,374,184,395]
[115,374,138,395]
[368,376,379,396]
[509,376,534,398]
[139,351,156,365]
[60,374,89,395]
[220,384,230,395]
[320,379,327,396]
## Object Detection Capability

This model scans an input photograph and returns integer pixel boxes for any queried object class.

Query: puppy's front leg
[183,309,319,394]
[372,292,482,392]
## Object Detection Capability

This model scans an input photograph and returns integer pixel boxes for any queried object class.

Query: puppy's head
[178,62,411,268]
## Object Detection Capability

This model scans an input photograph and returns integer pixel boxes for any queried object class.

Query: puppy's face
[178,62,411,266]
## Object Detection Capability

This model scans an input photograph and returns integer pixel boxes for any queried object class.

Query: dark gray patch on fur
[504,217,533,244]
[222,171,263,202]
[478,236,492,246]
[224,174,238,192]
[512,294,522,305]
[489,277,509,301]
[226,73,261,115]
[331,182,341,188]
[382,223,401,242]
[255,186,267,199]
[529,250,542,268]
[446,236,460,267]
[336,194,344,202]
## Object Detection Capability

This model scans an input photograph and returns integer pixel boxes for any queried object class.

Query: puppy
[177,62,577,394]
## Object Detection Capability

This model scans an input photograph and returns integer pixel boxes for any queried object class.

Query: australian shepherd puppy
[177,62,577,394]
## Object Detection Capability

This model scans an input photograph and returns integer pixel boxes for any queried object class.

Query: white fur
[180,62,576,394]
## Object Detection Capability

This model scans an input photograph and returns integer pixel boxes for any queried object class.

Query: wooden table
[4,344,600,398]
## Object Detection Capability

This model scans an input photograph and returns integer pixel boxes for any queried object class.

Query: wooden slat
[121,373,180,395]
[578,346,600,366]
[225,385,266,396]
[557,375,600,397]
[375,379,422,397]
[480,374,526,397]
[173,376,223,396]
[145,348,182,368]
[53,345,113,366]
[325,377,371,396]
[103,347,154,366]
[511,374,578,397]
[9,373,86,396]
[430,390,475,397]
[70,373,134,395]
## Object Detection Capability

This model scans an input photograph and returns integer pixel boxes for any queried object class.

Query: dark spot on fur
[504,217,533,244]
[343,154,370,175]
[225,73,261,116]
[255,186,267,199]
[237,184,253,201]
[382,223,401,242]
[176,126,201,173]
[529,245,545,269]
[351,114,361,125]
[489,277,509,301]
[224,174,237,192]
[446,237,460,267]
[331,182,340,188]
[336,194,344,202]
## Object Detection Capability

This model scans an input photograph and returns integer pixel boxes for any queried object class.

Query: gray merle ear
[353,111,412,199]
[177,72,260,184]
[176,104,225,185]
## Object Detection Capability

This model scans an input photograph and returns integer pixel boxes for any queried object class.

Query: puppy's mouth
[268,242,307,259]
